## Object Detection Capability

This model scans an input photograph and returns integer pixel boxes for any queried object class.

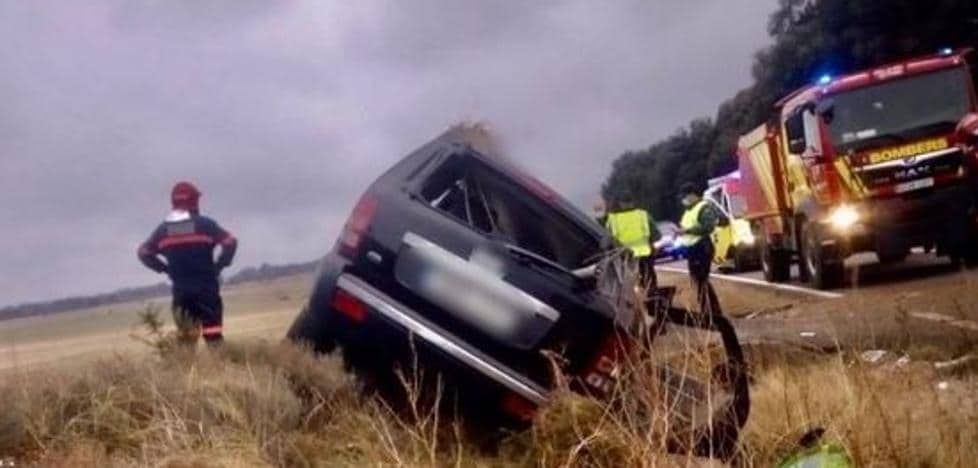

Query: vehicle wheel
[732,247,756,273]
[760,239,790,283]
[966,242,978,268]
[286,305,337,354]
[728,247,742,273]
[800,223,844,290]
[961,225,978,268]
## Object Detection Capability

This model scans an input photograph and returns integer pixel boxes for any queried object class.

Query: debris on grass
[860,350,887,364]
[934,354,977,371]
[777,442,853,468]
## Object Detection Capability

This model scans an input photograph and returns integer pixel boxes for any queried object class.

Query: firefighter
[605,198,660,289]
[677,183,722,316]
[138,181,237,346]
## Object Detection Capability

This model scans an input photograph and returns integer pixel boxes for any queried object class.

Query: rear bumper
[333,274,549,405]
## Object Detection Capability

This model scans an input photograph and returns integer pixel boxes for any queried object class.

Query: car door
[706,187,734,264]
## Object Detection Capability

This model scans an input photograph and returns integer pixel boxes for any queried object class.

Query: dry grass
[741,350,978,468]
[2,305,977,467]
[0,337,489,467]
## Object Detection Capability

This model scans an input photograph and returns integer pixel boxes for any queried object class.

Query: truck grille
[854,148,963,189]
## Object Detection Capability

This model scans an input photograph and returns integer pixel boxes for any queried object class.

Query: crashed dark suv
[288,126,748,457]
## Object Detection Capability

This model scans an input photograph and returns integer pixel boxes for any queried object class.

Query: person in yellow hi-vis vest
[676,183,724,316]
[605,199,660,288]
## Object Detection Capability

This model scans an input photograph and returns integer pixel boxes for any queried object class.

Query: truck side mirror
[785,112,806,155]
[816,99,835,125]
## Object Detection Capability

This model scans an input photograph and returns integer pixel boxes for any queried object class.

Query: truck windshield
[827,67,972,153]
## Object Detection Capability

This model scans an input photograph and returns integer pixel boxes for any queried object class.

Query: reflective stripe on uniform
[678,200,708,247]
[158,233,215,250]
[605,209,653,257]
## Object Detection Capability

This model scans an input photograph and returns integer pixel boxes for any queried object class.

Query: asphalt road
[656,250,978,355]
[659,249,960,298]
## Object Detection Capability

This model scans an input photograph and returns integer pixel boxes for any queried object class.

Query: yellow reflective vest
[678,200,709,247]
[605,209,653,258]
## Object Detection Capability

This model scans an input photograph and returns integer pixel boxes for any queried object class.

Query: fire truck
[738,48,978,288]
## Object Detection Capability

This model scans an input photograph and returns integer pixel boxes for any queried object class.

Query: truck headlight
[827,205,860,231]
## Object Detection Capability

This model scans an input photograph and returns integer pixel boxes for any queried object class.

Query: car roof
[373,124,607,240]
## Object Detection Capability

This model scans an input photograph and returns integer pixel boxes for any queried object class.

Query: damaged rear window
[420,154,600,269]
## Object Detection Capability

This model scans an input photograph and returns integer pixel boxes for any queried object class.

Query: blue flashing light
[940,47,954,56]
[817,74,832,86]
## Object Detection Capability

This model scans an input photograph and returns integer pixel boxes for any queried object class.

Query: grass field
[0,274,311,373]
[2,272,978,467]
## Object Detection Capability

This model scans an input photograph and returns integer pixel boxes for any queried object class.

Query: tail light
[330,288,367,323]
[501,392,538,422]
[338,195,378,257]
[580,332,628,397]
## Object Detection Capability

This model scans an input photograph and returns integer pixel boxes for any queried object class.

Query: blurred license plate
[895,177,934,194]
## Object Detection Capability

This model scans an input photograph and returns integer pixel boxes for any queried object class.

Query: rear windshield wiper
[500,242,580,280]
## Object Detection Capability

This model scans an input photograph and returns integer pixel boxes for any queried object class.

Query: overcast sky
[0,1,774,306]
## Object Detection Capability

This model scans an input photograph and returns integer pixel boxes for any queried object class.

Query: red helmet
[171,181,201,211]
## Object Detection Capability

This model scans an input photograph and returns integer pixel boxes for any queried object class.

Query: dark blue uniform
[138,212,237,343]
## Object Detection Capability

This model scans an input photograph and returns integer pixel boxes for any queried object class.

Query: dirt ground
[0,274,312,373]
[6,256,978,373]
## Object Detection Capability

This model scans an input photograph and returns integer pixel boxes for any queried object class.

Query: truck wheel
[760,244,790,283]
[730,247,744,273]
[732,247,758,273]
[966,243,978,268]
[961,225,978,268]
[801,224,844,290]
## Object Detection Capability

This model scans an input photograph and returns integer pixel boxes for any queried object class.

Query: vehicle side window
[711,191,724,210]
[729,195,747,217]
[784,111,806,153]
[706,189,726,216]
[802,109,823,154]
[419,154,599,268]
[422,156,495,232]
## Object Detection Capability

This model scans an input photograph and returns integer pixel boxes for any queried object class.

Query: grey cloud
[0,0,773,305]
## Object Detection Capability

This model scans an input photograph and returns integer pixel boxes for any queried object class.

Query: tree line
[603,0,978,222]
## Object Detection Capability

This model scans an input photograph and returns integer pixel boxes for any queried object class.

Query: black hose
[654,303,751,460]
